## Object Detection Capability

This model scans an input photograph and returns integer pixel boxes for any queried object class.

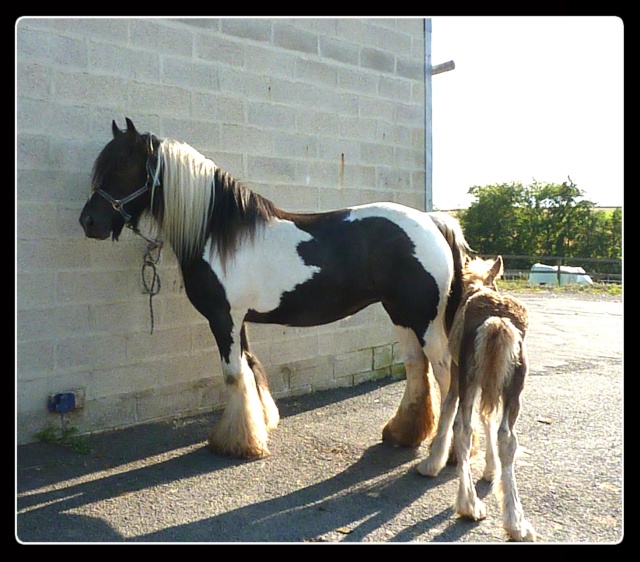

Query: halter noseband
[95,160,159,224]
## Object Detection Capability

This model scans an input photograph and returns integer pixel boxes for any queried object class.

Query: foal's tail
[474,317,522,415]
[429,212,471,334]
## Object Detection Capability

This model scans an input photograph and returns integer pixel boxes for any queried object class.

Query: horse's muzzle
[79,209,110,240]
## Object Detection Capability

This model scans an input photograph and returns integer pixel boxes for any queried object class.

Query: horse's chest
[206,220,321,314]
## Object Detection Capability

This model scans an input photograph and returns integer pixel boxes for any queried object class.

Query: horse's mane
[152,139,280,265]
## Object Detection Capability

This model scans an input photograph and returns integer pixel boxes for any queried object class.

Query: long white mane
[152,139,216,263]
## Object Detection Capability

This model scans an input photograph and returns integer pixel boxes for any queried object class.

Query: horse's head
[462,256,504,292]
[79,118,156,240]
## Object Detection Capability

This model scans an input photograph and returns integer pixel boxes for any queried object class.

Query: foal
[417,256,537,542]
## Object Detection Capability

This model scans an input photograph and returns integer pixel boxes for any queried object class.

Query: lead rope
[129,225,163,335]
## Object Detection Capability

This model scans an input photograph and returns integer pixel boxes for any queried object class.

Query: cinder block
[162,57,219,92]
[17,24,88,67]
[273,23,318,54]
[17,271,56,309]
[337,67,378,95]
[248,155,296,184]
[319,36,359,66]
[18,239,90,274]
[59,333,129,373]
[221,18,272,43]
[248,101,296,129]
[334,349,373,378]
[53,70,130,108]
[295,58,337,87]
[360,47,395,74]
[195,34,244,67]
[373,344,394,370]
[129,19,193,56]
[89,42,161,81]
[244,44,296,79]
[16,62,51,100]
[17,340,54,379]
[285,355,335,390]
[397,56,423,80]
[129,81,192,118]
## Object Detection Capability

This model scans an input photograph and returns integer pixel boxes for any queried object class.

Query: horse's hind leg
[382,326,438,447]
[496,346,536,541]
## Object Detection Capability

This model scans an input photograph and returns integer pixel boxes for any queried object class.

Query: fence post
[556,258,562,287]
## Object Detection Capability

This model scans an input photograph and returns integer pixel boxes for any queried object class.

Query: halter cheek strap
[94,160,160,224]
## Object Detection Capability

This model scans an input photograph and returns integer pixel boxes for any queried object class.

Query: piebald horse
[79,118,470,459]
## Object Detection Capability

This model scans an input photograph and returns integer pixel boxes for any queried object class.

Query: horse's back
[242,202,454,336]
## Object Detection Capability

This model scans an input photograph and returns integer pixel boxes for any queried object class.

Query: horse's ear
[125,117,138,135]
[488,255,504,282]
[112,119,121,137]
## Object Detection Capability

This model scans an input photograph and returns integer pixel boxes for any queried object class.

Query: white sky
[429,16,624,210]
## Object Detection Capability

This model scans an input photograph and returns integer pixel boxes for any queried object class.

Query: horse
[79,118,470,460]
[416,256,536,542]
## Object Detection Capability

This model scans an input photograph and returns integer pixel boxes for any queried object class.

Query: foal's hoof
[506,520,537,542]
[415,456,443,477]
[455,498,487,521]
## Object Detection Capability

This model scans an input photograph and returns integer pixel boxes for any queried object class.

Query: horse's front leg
[208,319,275,459]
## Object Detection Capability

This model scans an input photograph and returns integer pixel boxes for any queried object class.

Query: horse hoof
[208,434,270,459]
[382,418,427,448]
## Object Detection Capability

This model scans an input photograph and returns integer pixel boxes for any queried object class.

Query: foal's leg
[496,349,536,541]
[382,326,438,447]
[209,319,272,459]
[452,360,486,521]
[482,409,499,482]
[416,360,458,477]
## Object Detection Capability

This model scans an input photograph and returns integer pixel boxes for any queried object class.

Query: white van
[529,263,594,286]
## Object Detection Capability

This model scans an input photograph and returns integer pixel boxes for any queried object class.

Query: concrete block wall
[16,17,427,444]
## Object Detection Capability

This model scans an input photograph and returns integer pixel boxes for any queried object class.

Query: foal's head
[462,256,504,292]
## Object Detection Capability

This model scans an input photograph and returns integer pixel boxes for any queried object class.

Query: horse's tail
[474,317,522,416]
[429,212,471,334]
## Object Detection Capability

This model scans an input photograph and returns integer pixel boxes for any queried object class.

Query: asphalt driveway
[17,293,623,543]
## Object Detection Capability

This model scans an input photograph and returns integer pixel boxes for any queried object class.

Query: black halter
[95,160,159,224]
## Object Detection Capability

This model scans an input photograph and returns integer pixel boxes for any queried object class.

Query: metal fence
[486,255,622,285]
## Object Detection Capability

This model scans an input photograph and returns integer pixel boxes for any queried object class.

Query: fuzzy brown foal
[417,256,536,542]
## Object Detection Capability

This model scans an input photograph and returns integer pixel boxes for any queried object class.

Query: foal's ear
[488,255,504,283]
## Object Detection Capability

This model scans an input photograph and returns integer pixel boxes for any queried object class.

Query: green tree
[527,178,594,257]
[458,182,529,255]
[458,178,621,264]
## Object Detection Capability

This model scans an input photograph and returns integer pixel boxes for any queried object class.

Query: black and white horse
[79,118,470,459]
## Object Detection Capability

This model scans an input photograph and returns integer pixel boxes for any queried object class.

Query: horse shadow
[17,381,485,543]
[132,442,467,543]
